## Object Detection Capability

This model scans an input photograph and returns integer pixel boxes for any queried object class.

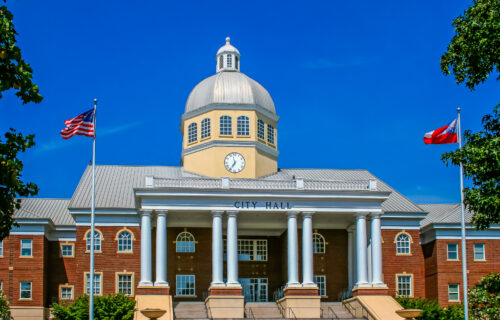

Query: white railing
[151,177,377,191]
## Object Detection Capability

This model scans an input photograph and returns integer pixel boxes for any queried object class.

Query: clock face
[224,152,245,173]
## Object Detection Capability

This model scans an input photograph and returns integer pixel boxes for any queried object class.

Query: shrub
[397,297,444,320]
[51,293,135,320]
[0,290,10,320]
[469,272,500,320]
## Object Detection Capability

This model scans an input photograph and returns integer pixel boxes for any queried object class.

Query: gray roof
[14,198,74,226]
[70,165,424,213]
[419,203,473,227]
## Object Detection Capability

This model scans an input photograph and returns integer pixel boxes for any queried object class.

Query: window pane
[20,282,31,299]
[397,234,410,254]
[61,287,73,299]
[86,274,101,295]
[257,120,265,140]
[118,274,133,295]
[176,275,195,296]
[313,233,325,254]
[227,54,232,68]
[447,243,458,260]
[220,116,232,135]
[237,116,249,136]
[397,276,412,297]
[313,275,326,296]
[118,232,132,252]
[176,232,195,252]
[201,118,211,138]
[448,284,459,301]
[267,124,275,144]
[188,123,197,143]
[474,244,485,260]
[0,240,3,256]
[21,239,32,256]
[62,245,73,257]
[86,232,101,251]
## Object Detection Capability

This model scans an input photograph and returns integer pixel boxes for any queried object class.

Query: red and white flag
[423,119,458,144]
[60,109,95,139]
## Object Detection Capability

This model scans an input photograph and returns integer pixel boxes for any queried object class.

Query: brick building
[1,38,499,319]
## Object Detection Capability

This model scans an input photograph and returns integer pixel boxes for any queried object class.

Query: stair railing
[246,307,255,320]
[288,307,297,320]
[277,302,286,319]
[328,306,339,319]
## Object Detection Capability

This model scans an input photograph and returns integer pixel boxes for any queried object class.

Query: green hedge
[396,297,464,320]
[51,293,135,320]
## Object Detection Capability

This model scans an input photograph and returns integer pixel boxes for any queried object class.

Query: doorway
[240,278,268,302]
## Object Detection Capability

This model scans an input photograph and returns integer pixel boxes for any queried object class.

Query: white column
[371,213,385,286]
[211,211,224,287]
[155,211,168,286]
[286,211,300,287]
[226,211,240,287]
[139,210,153,286]
[355,213,369,287]
[347,225,355,289]
[302,212,315,287]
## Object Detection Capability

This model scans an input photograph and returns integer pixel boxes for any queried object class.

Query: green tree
[442,105,500,229]
[0,290,10,319]
[469,273,500,319]
[440,0,500,90]
[0,0,42,240]
[51,294,136,320]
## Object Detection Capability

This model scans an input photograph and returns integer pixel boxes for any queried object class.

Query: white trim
[9,231,45,235]
[381,226,421,230]
[75,222,140,227]
[437,235,500,240]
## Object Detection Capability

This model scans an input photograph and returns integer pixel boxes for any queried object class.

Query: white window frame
[313,275,326,297]
[201,118,211,139]
[473,243,485,261]
[20,281,32,299]
[220,115,232,135]
[176,275,195,296]
[176,231,196,252]
[235,239,267,261]
[85,272,102,295]
[61,243,74,257]
[396,274,413,297]
[116,272,134,296]
[227,54,232,68]
[0,240,3,257]
[237,116,250,136]
[20,239,32,257]
[313,233,325,254]
[447,243,458,260]
[448,283,460,302]
[267,124,275,144]
[60,285,74,300]
[396,233,411,255]
[117,231,133,252]
[85,230,102,252]
[188,122,197,143]
[257,120,265,140]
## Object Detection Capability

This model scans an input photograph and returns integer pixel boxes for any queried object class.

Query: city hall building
[1,38,499,320]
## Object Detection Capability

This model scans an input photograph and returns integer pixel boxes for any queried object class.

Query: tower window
[188,123,197,143]
[396,233,411,254]
[237,116,250,136]
[201,118,211,139]
[227,54,232,68]
[267,124,275,144]
[235,56,239,70]
[220,116,232,135]
[258,120,265,140]
[219,55,224,70]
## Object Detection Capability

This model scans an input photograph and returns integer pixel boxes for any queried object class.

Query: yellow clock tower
[181,38,279,178]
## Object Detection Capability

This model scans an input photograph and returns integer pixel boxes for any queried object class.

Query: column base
[277,294,321,318]
[352,285,389,296]
[284,286,319,296]
[205,294,244,318]
[209,286,242,295]
[138,280,154,287]
[154,281,170,287]
[135,292,172,320]
[136,286,170,295]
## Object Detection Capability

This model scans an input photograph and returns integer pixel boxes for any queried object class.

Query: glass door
[240,278,268,302]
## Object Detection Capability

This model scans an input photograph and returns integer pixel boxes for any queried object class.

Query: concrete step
[174,301,208,319]
[245,302,282,319]
[321,302,361,319]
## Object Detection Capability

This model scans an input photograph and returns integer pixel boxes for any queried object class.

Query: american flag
[60,109,95,139]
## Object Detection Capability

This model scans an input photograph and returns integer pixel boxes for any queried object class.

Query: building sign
[233,201,293,210]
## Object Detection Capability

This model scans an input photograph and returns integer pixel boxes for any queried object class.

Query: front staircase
[245,302,282,318]
[174,301,209,319]
[320,302,364,319]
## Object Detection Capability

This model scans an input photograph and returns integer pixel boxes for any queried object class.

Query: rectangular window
[313,275,326,297]
[117,274,133,296]
[267,124,275,144]
[257,120,265,140]
[474,243,485,260]
[220,116,232,135]
[60,286,73,300]
[0,282,3,291]
[397,275,412,297]
[21,239,32,256]
[61,244,74,257]
[0,240,3,257]
[85,273,102,295]
[448,284,460,301]
[447,243,458,260]
[176,275,195,296]
[20,281,32,299]
[234,239,267,261]
[201,118,211,139]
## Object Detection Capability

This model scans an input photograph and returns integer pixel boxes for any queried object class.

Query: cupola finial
[226,37,231,44]
[216,37,240,72]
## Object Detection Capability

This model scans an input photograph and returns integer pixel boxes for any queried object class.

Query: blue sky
[0,0,498,204]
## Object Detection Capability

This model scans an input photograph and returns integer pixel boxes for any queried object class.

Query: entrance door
[240,278,268,302]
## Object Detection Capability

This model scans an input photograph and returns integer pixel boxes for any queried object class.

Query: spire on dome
[216,37,240,72]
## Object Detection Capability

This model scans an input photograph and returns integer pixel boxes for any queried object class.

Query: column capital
[355,212,369,218]
[141,210,152,216]
[156,210,168,217]
[211,210,224,217]
[227,210,238,217]
[370,212,382,219]
[347,224,356,233]
[302,211,314,217]
[287,211,300,217]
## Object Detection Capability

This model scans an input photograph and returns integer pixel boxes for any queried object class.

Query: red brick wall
[46,240,77,305]
[382,229,426,298]
[0,235,47,307]
[426,239,500,306]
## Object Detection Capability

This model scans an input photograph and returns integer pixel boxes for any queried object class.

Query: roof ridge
[435,204,461,223]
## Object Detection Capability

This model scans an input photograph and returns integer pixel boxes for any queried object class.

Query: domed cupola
[180,38,279,179]
[216,37,240,72]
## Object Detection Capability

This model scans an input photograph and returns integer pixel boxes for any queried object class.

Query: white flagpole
[457,107,469,319]
[89,99,97,320]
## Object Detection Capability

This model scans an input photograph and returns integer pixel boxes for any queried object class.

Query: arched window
[257,120,265,140]
[313,233,325,254]
[227,54,232,68]
[117,231,132,252]
[176,232,195,252]
[235,56,239,70]
[220,116,232,135]
[201,118,211,139]
[396,233,411,254]
[85,230,102,252]
[188,123,197,143]
[237,116,249,136]
[267,124,275,144]
[219,55,224,70]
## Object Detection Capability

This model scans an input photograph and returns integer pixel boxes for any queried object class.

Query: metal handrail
[246,307,255,320]
[288,307,297,320]
[328,306,339,319]
[277,303,286,319]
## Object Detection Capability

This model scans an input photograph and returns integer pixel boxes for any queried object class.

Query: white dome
[185,71,276,114]
[217,37,240,55]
